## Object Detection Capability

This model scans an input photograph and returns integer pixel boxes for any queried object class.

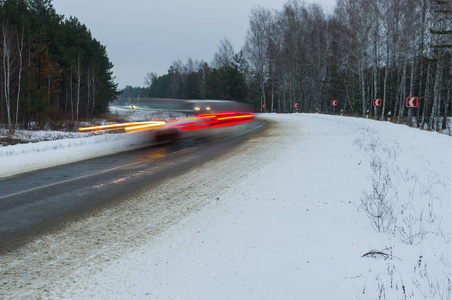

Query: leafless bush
[413,256,452,300]
[359,136,438,244]
[396,211,426,245]
[394,175,440,245]
[416,176,440,222]
[381,142,400,161]
[361,157,399,233]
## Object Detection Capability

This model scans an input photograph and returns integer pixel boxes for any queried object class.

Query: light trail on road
[78,112,255,136]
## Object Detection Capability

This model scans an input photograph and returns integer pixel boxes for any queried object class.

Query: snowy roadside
[0,113,451,299]
[0,130,156,178]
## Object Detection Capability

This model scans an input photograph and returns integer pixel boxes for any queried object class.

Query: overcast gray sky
[52,0,336,89]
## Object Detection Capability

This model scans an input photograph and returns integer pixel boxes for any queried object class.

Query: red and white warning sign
[373,98,382,106]
[406,97,418,108]
[293,103,299,108]
[331,100,338,106]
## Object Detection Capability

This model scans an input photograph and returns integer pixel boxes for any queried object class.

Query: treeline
[128,0,450,130]
[0,0,117,130]
[119,50,248,104]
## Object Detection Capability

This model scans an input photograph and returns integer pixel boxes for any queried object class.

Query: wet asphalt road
[0,120,265,251]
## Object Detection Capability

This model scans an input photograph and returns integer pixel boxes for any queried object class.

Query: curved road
[0,120,265,252]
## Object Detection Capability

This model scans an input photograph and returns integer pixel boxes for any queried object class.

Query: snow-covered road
[1,114,450,299]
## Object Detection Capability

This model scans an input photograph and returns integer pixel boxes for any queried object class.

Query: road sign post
[408,108,413,127]
[373,99,381,120]
[406,97,419,127]
[331,100,338,114]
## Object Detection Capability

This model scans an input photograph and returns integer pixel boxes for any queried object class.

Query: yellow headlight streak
[124,121,166,133]
[78,120,166,133]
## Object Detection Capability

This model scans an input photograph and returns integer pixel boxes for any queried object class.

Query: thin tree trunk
[421,63,431,129]
[91,73,97,115]
[429,61,442,130]
[373,64,378,118]
[76,53,81,121]
[409,59,416,126]
[70,64,74,122]
[398,61,407,122]
[409,59,415,97]
[86,66,91,118]
[416,60,423,128]
[382,64,388,121]
[393,66,401,118]
[261,71,266,112]
[15,25,24,128]
[2,22,13,130]
[360,61,366,116]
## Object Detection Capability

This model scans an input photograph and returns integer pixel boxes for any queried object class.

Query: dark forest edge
[121,0,451,132]
[0,0,118,131]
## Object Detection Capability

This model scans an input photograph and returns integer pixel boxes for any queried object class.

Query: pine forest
[0,0,117,130]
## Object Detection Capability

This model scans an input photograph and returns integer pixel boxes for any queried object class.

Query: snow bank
[0,131,156,178]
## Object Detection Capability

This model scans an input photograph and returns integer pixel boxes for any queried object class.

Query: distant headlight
[194,106,201,111]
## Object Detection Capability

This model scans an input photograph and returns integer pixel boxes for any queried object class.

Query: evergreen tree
[0,0,118,129]
[205,65,247,102]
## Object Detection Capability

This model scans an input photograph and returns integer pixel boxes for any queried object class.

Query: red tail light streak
[166,112,255,131]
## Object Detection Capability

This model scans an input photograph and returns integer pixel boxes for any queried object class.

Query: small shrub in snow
[356,128,442,244]
[360,156,399,233]
[412,256,452,300]
[396,211,426,245]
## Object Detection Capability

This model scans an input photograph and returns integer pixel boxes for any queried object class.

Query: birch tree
[245,7,272,111]
[212,38,235,69]
[15,23,24,127]
[2,20,13,129]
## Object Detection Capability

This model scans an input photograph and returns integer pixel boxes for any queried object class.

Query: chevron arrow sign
[406,97,418,108]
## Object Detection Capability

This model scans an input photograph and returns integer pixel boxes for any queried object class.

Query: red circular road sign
[331,100,338,106]
[406,97,418,108]
[373,98,382,106]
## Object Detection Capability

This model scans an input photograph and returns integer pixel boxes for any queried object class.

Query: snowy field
[0,113,451,299]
